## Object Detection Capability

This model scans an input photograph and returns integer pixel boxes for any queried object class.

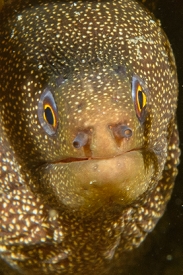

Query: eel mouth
[53,148,142,164]
[58,157,91,163]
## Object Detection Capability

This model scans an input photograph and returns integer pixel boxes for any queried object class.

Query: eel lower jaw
[36,149,155,213]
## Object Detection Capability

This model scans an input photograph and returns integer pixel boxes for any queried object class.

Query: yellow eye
[43,103,57,128]
[136,83,147,112]
[38,89,58,135]
[132,76,147,123]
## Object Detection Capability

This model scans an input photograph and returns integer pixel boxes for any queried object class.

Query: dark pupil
[45,107,54,125]
[138,90,143,110]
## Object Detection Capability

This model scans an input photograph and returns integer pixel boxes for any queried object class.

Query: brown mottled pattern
[0,0,180,274]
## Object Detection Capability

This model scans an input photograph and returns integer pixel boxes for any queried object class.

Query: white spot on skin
[17,15,22,21]
[89,180,97,185]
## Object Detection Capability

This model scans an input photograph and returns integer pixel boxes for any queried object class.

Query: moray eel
[0,0,180,274]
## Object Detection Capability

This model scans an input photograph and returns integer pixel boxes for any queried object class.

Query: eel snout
[73,125,133,149]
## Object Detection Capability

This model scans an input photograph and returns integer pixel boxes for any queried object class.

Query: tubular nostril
[113,125,133,139]
[73,132,89,149]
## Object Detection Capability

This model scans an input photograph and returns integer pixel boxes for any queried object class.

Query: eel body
[0,0,180,274]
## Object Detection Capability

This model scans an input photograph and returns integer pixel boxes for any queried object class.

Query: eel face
[0,0,180,274]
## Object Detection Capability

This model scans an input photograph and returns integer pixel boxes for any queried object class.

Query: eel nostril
[113,125,133,139]
[73,132,89,148]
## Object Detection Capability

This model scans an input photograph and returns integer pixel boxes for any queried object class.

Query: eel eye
[38,89,58,135]
[132,76,147,123]
[43,103,56,128]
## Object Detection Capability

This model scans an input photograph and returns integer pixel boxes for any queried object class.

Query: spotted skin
[0,0,180,274]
